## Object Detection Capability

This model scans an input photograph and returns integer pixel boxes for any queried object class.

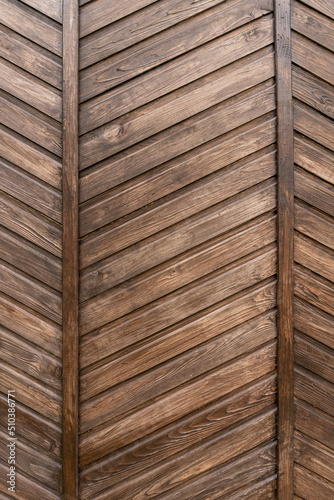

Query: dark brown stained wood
[91,410,276,499]
[275,1,294,496]
[0,325,61,389]
[295,402,334,450]
[294,434,334,484]
[223,476,277,499]
[0,428,61,493]
[0,25,62,89]
[158,443,276,500]
[294,201,334,250]
[0,91,62,157]
[81,278,276,370]
[294,101,334,152]
[292,32,334,86]
[295,334,334,384]
[292,66,334,119]
[80,207,276,303]
[0,58,62,122]
[0,226,62,291]
[0,361,61,423]
[80,376,276,497]
[80,130,276,237]
[81,311,276,418]
[295,298,334,350]
[79,343,276,466]
[80,0,162,37]
[294,264,334,316]
[0,0,62,56]
[0,292,61,356]
[62,0,79,498]
[0,124,62,189]
[80,108,276,204]
[80,0,273,69]
[294,465,334,499]
[299,0,334,19]
[80,12,274,103]
[80,177,276,271]
[294,134,334,184]
[0,192,62,258]
[0,462,60,500]
[292,1,334,51]
[0,260,61,324]
[294,233,334,284]
[295,367,334,416]
[294,167,334,218]
[79,47,275,161]
[20,0,62,22]
[0,157,62,223]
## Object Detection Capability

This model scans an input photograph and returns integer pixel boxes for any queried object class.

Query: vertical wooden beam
[62,0,79,498]
[275,0,294,498]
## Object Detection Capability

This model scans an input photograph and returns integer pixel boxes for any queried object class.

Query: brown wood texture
[292,0,334,497]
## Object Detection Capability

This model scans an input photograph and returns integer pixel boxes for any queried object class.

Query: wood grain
[292,65,334,119]
[292,32,334,86]
[292,1,334,51]
[295,297,334,349]
[294,101,334,152]
[294,433,334,484]
[294,133,334,184]
[295,367,334,416]
[295,402,334,450]
[294,264,334,316]
[294,465,334,500]
[295,334,334,384]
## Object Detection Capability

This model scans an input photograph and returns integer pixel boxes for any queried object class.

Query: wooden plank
[0,124,61,189]
[292,32,334,86]
[80,12,274,103]
[0,428,61,493]
[19,0,62,23]
[0,157,61,223]
[80,0,158,37]
[62,0,79,498]
[295,297,334,350]
[81,311,276,414]
[0,292,61,356]
[0,226,61,291]
[295,201,334,250]
[299,0,334,19]
[0,25,62,89]
[294,101,334,152]
[80,106,276,203]
[295,264,334,316]
[80,205,276,302]
[80,376,276,497]
[80,176,276,271]
[80,125,276,237]
[292,65,334,119]
[275,0,294,496]
[226,477,277,499]
[0,462,59,500]
[0,393,61,458]
[0,361,61,423]
[80,82,276,232]
[295,334,334,383]
[295,367,334,416]
[294,465,334,500]
[294,166,334,218]
[295,402,334,450]
[156,445,276,500]
[294,434,334,484]
[79,47,275,162]
[294,233,334,283]
[0,58,62,122]
[0,0,62,55]
[292,1,334,51]
[80,0,273,69]
[294,133,334,184]
[79,343,276,466]
[92,411,276,499]
[0,260,61,324]
[0,191,62,258]
[0,325,61,390]
[81,278,276,371]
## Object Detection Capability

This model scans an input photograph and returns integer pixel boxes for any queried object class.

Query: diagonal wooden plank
[292,32,334,86]
[298,0,334,20]
[19,0,62,23]
[292,1,334,51]
[295,464,334,499]
[294,100,334,152]
[292,65,334,119]
[295,201,334,250]
[295,334,334,384]
[295,297,334,350]
[294,133,334,184]
[295,264,334,316]
[295,367,334,416]
[295,401,334,450]
[294,434,334,485]
[294,233,334,284]
[295,166,334,218]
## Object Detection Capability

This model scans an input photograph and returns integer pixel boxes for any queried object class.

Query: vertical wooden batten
[62,0,79,498]
[275,0,294,498]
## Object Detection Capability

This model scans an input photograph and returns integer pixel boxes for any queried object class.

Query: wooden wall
[0,0,333,498]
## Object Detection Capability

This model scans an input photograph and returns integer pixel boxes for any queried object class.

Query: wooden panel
[294,465,334,499]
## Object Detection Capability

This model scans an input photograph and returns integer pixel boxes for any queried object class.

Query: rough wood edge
[275,0,294,498]
[62,1,79,498]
